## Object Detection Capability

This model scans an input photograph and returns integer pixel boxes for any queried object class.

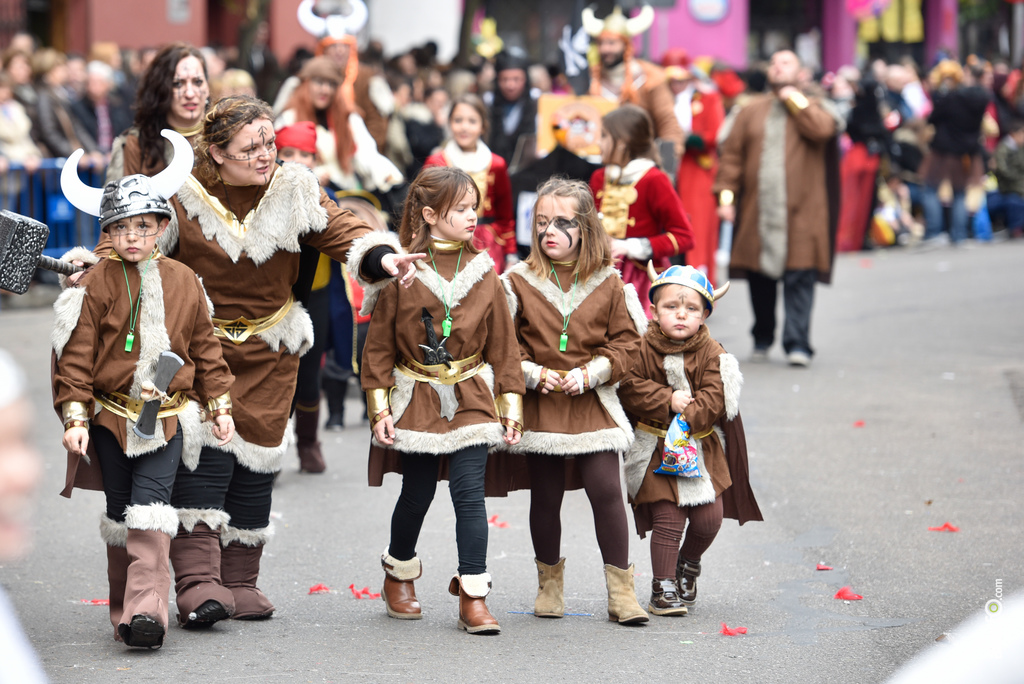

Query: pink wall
[821,1,858,71]
[638,1,749,69]
[925,0,959,61]
[269,1,315,67]
[85,0,208,52]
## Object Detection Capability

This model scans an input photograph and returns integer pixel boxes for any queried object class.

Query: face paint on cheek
[551,218,576,248]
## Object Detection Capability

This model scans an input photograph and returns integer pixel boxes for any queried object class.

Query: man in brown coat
[713,50,842,367]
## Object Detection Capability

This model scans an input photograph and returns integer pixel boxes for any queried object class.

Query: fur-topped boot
[295,402,326,473]
[676,557,701,606]
[381,552,422,619]
[448,573,500,635]
[100,515,129,642]
[169,509,235,628]
[118,504,178,648]
[603,564,649,625]
[533,558,565,618]
[220,525,275,620]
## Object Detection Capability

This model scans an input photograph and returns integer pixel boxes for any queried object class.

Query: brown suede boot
[119,505,177,648]
[100,515,129,642]
[170,513,236,628]
[295,402,326,473]
[533,558,565,618]
[603,564,649,625]
[220,527,275,620]
[381,553,422,619]
[448,574,500,635]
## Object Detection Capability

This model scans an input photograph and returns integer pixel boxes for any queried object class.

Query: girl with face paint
[500,177,650,625]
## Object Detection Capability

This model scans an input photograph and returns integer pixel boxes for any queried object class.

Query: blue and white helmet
[647,263,730,314]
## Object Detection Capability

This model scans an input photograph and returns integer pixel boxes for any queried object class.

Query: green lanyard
[121,253,155,352]
[550,265,579,352]
[428,244,464,337]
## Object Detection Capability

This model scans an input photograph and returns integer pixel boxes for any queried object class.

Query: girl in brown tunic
[353,166,524,635]
[503,178,649,624]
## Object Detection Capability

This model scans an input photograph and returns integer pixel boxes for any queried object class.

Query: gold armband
[62,401,90,431]
[784,91,810,115]
[366,387,393,425]
[718,189,734,207]
[494,393,524,433]
[206,392,232,418]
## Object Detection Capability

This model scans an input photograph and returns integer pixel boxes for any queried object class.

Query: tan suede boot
[381,553,422,619]
[170,512,236,628]
[119,504,178,648]
[448,574,500,635]
[100,515,129,642]
[603,564,649,625]
[533,558,565,618]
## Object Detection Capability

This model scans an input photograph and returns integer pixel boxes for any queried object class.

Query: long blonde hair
[399,166,482,257]
[524,177,611,283]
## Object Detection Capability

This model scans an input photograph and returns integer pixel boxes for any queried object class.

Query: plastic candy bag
[655,413,701,478]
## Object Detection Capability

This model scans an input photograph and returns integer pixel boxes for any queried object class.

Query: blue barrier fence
[1,159,104,258]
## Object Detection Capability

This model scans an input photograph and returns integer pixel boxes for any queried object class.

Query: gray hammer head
[0,210,49,295]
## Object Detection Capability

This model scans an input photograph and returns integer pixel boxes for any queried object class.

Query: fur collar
[442,140,493,172]
[506,261,616,318]
[174,164,328,266]
[415,250,494,309]
[645,321,710,355]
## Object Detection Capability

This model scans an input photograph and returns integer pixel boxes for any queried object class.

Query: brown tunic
[504,261,642,456]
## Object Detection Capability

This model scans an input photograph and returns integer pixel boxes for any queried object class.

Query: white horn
[581,6,605,37]
[297,0,327,37]
[149,130,195,200]
[625,5,655,36]
[713,281,730,300]
[60,150,103,218]
[342,0,368,35]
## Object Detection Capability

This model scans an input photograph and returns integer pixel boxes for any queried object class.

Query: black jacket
[928,86,991,157]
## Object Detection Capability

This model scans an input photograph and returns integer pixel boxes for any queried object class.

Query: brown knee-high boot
[170,509,235,628]
[448,573,500,635]
[100,515,129,641]
[119,504,178,648]
[220,525,275,620]
[295,402,326,473]
[381,552,422,619]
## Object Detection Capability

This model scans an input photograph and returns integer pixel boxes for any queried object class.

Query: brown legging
[649,497,723,580]
[528,451,629,569]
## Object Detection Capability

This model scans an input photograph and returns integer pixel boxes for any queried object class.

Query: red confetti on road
[852,420,865,428]
[928,522,960,532]
[834,586,863,600]
[308,583,331,594]
[720,622,748,636]
[79,598,110,605]
[348,584,381,600]
[816,564,833,571]
[487,515,509,528]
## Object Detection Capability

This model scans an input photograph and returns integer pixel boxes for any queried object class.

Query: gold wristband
[64,419,89,431]
[784,91,810,114]
[206,392,232,414]
[366,387,393,424]
[370,407,392,427]
[62,401,90,426]
[719,189,734,207]
[494,392,524,430]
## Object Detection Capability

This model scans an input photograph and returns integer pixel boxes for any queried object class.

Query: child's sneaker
[648,578,688,616]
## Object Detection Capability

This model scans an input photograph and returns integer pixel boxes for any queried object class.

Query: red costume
[423,141,515,273]
[590,160,694,312]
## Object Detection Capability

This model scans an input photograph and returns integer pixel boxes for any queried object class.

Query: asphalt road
[1,241,1022,683]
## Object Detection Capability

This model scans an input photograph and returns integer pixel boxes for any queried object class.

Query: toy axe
[133,351,185,440]
[0,210,84,295]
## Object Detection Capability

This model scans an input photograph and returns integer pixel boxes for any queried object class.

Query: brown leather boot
[533,558,565,618]
[448,574,500,635]
[100,515,128,642]
[295,402,326,473]
[119,504,178,648]
[603,563,649,625]
[676,557,701,606]
[648,578,688,616]
[220,526,275,620]
[170,512,236,628]
[381,553,422,619]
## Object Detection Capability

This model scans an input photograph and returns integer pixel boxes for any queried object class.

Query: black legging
[170,446,274,531]
[93,424,182,522]
[388,445,489,575]
[527,450,630,569]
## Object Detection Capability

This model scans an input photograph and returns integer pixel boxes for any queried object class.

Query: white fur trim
[58,246,100,289]
[345,230,402,315]
[194,426,291,474]
[511,384,634,456]
[220,523,274,548]
[177,508,231,533]
[255,300,314,356]
[623,429,658,499]
[622,283,649,334]
[383,552,422,581]
[156,210,180,256]
[457,572,492,598]
[391,422,506,455]
[176,164,328,266]
[412,251,494,311]
[51,285,87,359]
[500,274,519,318]
[196,276,215,319]
[719,353,742,420]
[663,354,690,400]
[100,514,128,547]
[661,353,718,507]
[506,261,616,319]
[124,502,180,536]
[177,400,206,471]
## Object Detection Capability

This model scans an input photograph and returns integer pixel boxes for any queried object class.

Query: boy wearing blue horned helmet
[618,264,762,617]
[52,130,235,648]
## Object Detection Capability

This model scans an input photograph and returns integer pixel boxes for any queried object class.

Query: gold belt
[212,295,294,345]
[637,419,714,440]
[96,390,189,422]
[397,353,484,386]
